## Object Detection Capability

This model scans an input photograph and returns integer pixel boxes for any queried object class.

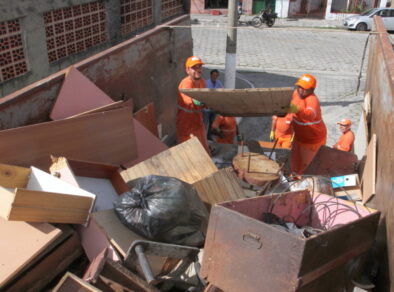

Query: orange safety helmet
[295,74,316,90]
[337,118,351,126]
[185,56,204,69]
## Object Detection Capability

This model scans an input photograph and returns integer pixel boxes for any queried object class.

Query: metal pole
[224,0,237,89]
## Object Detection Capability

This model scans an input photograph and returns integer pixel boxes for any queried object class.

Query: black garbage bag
[113,175,209,247]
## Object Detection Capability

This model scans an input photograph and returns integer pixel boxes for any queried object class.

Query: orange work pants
[277,136,292,149]
[290,138,326,175]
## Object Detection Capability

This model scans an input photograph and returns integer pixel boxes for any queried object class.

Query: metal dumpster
[200,190,380,292]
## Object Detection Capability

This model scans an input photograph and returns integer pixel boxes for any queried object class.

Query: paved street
[191,14,370,146]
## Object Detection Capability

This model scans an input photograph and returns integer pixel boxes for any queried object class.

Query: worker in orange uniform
[288,74,327,175]
[270,114,294,148]
[176,56,209,153]
[332,118,354,152]
[211,115,237,144]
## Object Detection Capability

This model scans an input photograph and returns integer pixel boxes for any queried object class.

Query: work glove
[269,130,275,141]
[192,99,203,106]
[236,134,242,142]
[286,103,299,114]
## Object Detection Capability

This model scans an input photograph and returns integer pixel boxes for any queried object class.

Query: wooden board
[0,163,30,189]
[121,136,217,184]
[0,167,96,224]
[0,219,62,286]
[0,107,137,170]
[179,87,293,116]
[53,272,101,292]
[67,98,134,119]
[134,103,159,137]
[361,134,377,204]
[303,145,358,177]
[193,168,245,206]
[50,66,114,120]
[232,152,280,186]
[91,210,166,276]
[354,109,369,160]
[123,119,168,168]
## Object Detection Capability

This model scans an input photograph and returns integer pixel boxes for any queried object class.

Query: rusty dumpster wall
[0,14,192,144]
[364,16,394,291]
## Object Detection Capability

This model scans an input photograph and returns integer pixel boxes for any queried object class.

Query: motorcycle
[251,8,277,28]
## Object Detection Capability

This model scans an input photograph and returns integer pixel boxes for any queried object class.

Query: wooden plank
[303,145,358,177]
[121,136,217,184]
[0,107,137,170]
[0,163,30,188]
[354,109,369,160]
[362,134,377,204]
[179,87,293,116]
[122,119,168,168]
[50,66,114,120]
[0,218,62,286]
[67,98,134,119]
[53,272,101,292]
[5,230,83,292]
[193,168,245,207]
[134,103,159,137]
[91,210,166,276]
[0,167,96,224]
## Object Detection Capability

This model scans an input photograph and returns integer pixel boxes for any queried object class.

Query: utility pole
[224,0,237,89]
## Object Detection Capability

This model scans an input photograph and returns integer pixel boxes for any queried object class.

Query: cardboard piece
[0,219,62,286]
[4,227,82,292]
[50,66,114,120]
[361,134,377,204]
[354,109,368,160]
[179,87,293,116]
[303,145,358,177]
[331,174,362,201]
[0,107,137,170]
[134,103,159,137]
[193,168,245,207]
[121,137,217,185]
[0,165,96,224]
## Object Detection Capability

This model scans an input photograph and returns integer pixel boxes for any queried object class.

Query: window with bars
[0,19,28,82]
[120,0,153,35]
[43,1,107,63]
[161,0,184,20]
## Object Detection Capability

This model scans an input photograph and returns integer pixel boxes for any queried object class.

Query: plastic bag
[113,175,209,247]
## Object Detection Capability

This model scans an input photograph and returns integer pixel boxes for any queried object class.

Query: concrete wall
[0,15,193,145]
[0,0,187,97]
[364,16,394,291]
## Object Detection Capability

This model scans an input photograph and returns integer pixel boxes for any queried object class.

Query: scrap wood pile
[0,67,379,292]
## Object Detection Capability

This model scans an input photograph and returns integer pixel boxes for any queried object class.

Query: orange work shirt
[291,89,326,144]
[333,130,354,152]
[272,114,293,138]
[176,76,208,152]
[211,115,237,144]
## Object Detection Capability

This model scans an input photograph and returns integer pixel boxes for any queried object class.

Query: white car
[343,8,394,31]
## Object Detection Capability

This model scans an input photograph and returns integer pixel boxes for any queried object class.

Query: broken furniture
[53,272,101,292]
[232,152,280,186]
[124,239,201,290]
[0,107,137,170]
[134,102,160,137]
[0,163,95,224]
[179,87,293,116]
[201,190,380,292]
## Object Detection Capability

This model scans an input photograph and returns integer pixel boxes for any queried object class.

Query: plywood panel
[0,107,137,170]
[0,219,62,286]
[50,67,114,120]
[179,87,293,116]
[354,109,368,160]
[362,134,377,204]
[193,168,245,206]
[67,99,134,119]
[53,272,101,292]
[134,103,159,137]
[121,137,217,184]
[0,163,30,188]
